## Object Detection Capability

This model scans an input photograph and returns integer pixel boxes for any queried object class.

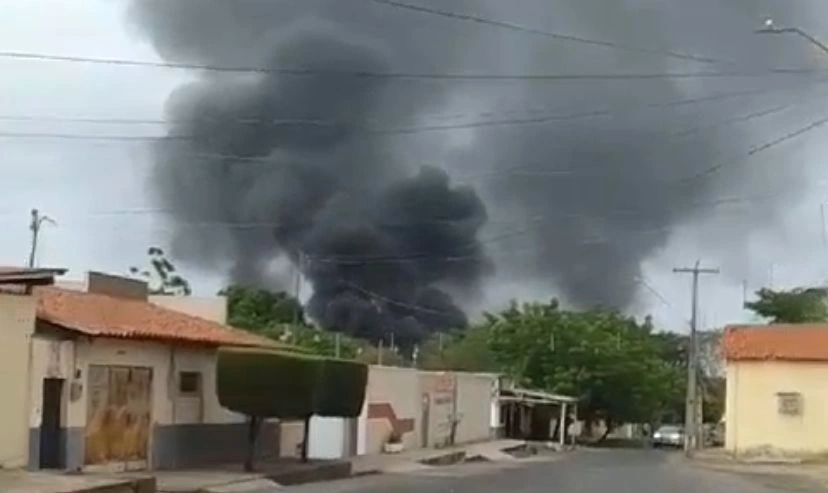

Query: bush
[217,348,369,419]
[314,358,368,417]
[217,348,322,419]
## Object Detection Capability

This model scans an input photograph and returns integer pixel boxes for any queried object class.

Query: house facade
[723,324,828,458]
[2,271,283,471]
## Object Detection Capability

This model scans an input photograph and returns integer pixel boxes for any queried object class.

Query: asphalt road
[281,449,825,493]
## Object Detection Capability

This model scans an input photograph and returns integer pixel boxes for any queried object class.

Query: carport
[499,388,578,446]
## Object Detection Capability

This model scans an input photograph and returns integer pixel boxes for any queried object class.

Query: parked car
[652,425,684,448]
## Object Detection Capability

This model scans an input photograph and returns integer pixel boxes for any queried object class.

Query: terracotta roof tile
[723,324,828,361]
[35,286,280,348]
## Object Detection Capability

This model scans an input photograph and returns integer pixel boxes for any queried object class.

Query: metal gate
[85,365,152,468]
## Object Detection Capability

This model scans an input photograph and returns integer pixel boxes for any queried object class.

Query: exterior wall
[454,373,496,445]
[27,336,277,470]
[364,366,421,454]
[0,294,37,469]
[28,335,73,469]
[280,421,305,458]
[357,367,497,455]
[419,372,456,448]
[726,360,828,457]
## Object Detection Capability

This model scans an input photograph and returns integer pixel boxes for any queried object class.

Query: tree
[222,285,371,358]
[745,287,828,323]
[216,348,367,468]
[484,300,681,439]
[221,285,304,329]
[418,326,498,372]
[129,246,192,295]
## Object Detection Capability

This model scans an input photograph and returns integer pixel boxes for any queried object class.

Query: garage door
[85,365,152,469]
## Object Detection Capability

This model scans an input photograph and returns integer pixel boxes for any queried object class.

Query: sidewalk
[350,439,529,474]
[0,470,154,493]
[684,448,828,488]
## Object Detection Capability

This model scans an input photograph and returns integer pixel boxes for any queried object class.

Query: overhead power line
[0,80,814,130]
[0,49,824,82]
[364,0,730,65]
[0,80,819,142]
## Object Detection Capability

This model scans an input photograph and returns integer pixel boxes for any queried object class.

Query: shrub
[314,358,368,417]
[217,348,322,419]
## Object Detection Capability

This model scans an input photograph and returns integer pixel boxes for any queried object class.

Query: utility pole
[334,332,341,358]
[673,260,719,456]
[28,209,56,268]
[292,252,304,325]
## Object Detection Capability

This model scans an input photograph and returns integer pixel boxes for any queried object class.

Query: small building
[723,324,828,458]
[1,270,284,471]
[0,267,67,470]
[498,386,578,446]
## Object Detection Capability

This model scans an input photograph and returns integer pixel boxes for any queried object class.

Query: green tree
[418,326,498,372]
[129,246,191,295]
[484,300,681,439]
[745,287,828,323]
[222,285,371,358]
[221,285,304,329]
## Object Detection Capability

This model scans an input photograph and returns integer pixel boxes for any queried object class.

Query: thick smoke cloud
[129,0,823,339]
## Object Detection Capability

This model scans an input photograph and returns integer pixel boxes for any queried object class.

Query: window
[777,392,803,416]
[179,371,201,396]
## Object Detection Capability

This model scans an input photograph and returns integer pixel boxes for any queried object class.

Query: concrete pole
[559,402,567,448]
[674,261,719,456]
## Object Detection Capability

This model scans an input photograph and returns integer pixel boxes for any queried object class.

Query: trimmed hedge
[314,358,368,418]
[217,348,322,419]
[216,347,368,419]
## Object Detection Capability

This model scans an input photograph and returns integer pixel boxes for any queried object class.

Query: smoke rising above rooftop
[129,0,825,339]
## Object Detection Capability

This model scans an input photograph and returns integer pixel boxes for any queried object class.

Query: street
[281,450,825,493]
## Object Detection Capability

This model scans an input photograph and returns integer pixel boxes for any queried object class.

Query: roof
[723,324,828,362]
[0,267,66,285]
[35,286,280,349]
[499,387,578,404]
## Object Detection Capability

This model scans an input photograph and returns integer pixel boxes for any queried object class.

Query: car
[652,425,684,448]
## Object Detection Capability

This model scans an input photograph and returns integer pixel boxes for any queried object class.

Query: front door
[85,365,152,470]
[39,378,64,469]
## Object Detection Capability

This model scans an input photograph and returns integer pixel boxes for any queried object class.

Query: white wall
[29,336,73,429]
[0,294,36,468]
[726,360,828,456]
[44,337,244,429]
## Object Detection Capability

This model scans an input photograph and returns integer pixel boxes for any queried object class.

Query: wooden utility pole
[673,260,719,456]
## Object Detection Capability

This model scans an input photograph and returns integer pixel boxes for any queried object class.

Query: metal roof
[499,387,578,404]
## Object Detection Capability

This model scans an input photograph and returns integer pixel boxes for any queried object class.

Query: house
[723,324,828,458]
[1,270,285,471]
[0,267,67,470]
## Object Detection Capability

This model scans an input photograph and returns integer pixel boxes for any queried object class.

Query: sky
[2,0,828,332]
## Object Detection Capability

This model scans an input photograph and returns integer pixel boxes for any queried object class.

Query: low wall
[359,368,496,455]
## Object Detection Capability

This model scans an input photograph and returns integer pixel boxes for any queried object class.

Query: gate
[85,365,152,469]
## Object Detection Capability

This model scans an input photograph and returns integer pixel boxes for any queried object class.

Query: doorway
[85,365,152,470]
[39,378,64,469]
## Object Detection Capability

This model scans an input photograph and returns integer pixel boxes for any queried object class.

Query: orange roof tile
[723,324,828,362]
[35,286,279,348]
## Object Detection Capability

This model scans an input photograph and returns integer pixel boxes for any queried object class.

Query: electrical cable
[363,0,731,65]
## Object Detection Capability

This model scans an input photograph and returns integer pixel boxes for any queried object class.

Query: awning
[499,387,578,405]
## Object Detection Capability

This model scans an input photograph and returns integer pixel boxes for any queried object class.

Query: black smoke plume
[129,0,824,340]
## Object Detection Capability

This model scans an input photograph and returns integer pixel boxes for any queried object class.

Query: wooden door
[85,365,152,467]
